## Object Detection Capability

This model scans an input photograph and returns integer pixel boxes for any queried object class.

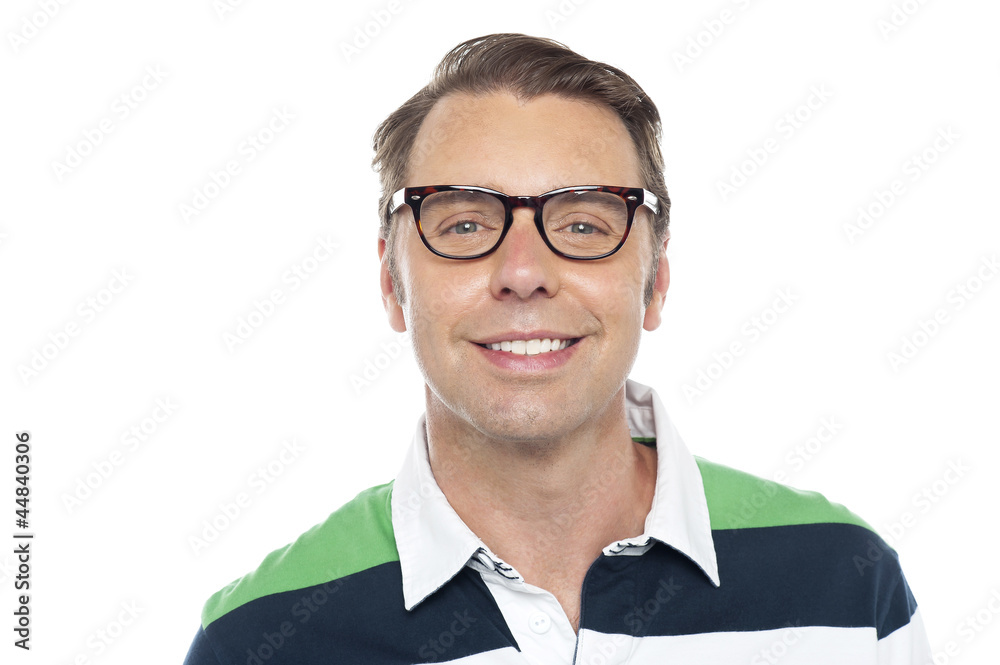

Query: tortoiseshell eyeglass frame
[389,185,659,260]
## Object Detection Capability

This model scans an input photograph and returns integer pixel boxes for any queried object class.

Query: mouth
[474,337,582,356]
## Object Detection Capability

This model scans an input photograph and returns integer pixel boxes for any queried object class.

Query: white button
[528,610,551,634]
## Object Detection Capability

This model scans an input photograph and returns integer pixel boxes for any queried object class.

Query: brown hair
[372,33,671,305]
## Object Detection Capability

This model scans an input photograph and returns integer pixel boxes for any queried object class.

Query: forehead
[407,92,642,194]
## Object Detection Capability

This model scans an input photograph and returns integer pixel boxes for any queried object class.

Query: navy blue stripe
[183,625,222,665]
[581,522,916,639]
[196,562,518,664]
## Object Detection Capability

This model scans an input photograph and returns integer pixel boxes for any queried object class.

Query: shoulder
[694,456,872,532]
[200,481,398,630]
[693,457,919,639]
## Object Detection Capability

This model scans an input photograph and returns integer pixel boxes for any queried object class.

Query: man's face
[379,92,669,445]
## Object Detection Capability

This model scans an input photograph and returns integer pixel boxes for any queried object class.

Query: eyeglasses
[389,185,659,260]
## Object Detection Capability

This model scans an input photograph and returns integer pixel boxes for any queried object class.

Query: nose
[488,205,561,300]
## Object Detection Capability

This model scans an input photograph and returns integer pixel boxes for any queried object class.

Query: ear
[642,234,670,332]
[378,237,407,333]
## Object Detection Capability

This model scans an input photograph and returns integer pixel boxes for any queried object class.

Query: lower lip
[474,339,582,372]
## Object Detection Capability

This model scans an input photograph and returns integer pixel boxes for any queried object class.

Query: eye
[450,221,479,235]
[569,222,596,235]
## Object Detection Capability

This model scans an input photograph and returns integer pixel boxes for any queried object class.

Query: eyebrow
[428,189,494,203]
[553,190,626,212]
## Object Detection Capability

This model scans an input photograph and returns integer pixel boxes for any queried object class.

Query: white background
[1,0,998,662]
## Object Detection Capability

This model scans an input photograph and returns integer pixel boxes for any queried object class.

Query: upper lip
[472,331,581,345]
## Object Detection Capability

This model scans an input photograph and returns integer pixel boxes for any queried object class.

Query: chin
[464,394,585,444]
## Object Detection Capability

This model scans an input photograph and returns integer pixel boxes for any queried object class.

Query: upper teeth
[486,338,572,355]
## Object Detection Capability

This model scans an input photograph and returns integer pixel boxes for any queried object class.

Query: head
[371,34,672,445]
[373,33,670,308]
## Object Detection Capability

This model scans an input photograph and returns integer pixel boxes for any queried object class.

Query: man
[184,34,931,664]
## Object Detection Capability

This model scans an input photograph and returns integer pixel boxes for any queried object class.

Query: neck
[424,384,658,583]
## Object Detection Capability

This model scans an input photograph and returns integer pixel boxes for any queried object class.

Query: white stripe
[577,625,880,665]
[411,622,927,665]
[877,608,933,664]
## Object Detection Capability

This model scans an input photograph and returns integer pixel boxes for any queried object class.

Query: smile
[476,338,580,356]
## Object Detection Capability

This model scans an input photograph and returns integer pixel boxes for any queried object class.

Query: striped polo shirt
[183,380,931,664]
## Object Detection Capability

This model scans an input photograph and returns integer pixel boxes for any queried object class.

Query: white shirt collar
[390,379,721,611]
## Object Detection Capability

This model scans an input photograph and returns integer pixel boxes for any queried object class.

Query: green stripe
[202,482,398,628]
[695,457,872,532]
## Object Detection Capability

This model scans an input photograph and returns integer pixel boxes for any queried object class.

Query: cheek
[564,269,647,343]
[596,256,650,320]
[402,266,485,337]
